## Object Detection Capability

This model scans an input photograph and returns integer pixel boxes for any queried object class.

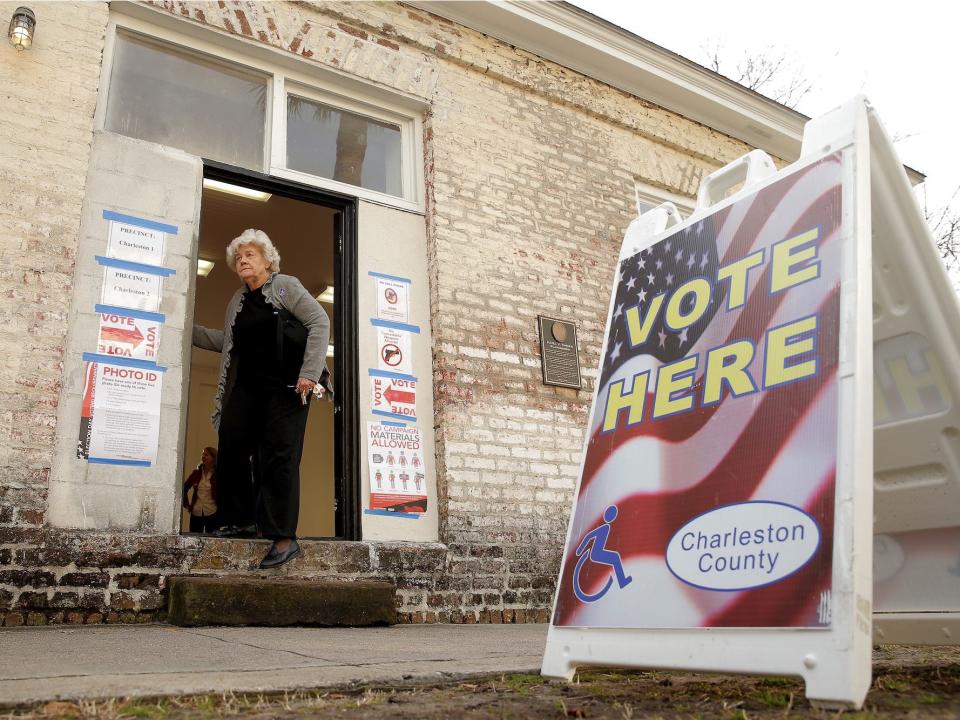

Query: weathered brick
[17,509,45,526]
[15,591,48,609]
[50,591,105,610]
[114,573,161,589]
[59,571,110,588]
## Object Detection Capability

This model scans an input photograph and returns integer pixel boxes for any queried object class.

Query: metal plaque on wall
[538,315,582,389]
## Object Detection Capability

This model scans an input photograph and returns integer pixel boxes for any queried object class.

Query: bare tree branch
[701,41,813,110]
[926,185,960,270]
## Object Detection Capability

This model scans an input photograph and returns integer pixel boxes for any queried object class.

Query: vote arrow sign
[384,386,415,404]
[101,325,145,348]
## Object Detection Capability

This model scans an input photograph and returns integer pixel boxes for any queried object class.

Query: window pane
[105,33,267,170]
[287,95,402,197]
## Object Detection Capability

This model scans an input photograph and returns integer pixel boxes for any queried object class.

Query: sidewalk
[0,623,549,708]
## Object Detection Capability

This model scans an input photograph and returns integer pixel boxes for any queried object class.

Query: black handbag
[275,308,333,395]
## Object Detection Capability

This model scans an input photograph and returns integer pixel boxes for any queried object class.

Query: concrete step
[167,576,396,627]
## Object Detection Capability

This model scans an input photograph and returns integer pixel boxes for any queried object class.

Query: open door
[183,165,358,538]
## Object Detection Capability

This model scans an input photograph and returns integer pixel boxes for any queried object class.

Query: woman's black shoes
[213,524,258,538]
[259,539,301,569]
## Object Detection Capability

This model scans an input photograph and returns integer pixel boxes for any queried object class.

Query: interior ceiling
[194,187,336,331]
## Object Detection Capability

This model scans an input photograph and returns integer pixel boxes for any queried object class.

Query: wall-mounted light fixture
[8,7,35,51]
[196,259,215,277]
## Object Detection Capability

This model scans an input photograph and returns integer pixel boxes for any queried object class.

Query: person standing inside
[192,228,330,569]
[183,446,219,534]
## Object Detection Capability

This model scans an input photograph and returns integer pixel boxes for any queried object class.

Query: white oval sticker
[665,501,821,591]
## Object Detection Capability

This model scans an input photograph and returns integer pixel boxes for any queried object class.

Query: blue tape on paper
[373,410,416,423]
[95,256,176,277]
[368,368,417,382]
[370,318,420,334]
[82,353,167,371]
[102,210,178,235]
[88,457,152,467]
[94,304,166,323]
[379,420,408,427]
[364,509,420,519]
[368,271,411,284]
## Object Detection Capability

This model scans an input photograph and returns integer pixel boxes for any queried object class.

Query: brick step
[167,576,396,627]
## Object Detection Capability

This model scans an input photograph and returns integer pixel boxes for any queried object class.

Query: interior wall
[182,188,336,538]
[182,355,334,536]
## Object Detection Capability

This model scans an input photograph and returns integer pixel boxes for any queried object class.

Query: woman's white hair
[226,229,281,274]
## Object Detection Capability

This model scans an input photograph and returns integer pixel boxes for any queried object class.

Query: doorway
[182,164,359,539]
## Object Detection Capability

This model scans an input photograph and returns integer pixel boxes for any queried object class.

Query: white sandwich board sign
[541,96,960,709]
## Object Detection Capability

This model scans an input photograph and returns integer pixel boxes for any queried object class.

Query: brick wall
[0,0,109,608]
[0,0,765,624]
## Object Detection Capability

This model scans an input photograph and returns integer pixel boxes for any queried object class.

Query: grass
[6,660,960,719]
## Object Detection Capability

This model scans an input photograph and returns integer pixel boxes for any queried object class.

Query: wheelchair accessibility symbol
[573,504,633,603]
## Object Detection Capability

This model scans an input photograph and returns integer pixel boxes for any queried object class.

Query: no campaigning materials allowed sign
[367,422,427,513]
[553,152,843,629]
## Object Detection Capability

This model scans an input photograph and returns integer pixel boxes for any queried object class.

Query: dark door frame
[201,160,361,541]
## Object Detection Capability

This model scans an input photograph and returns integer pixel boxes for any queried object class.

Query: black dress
[215,287,311,539]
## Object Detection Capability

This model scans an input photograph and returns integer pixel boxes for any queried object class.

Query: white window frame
[633,180,695,217]
[98,7,426,213]
[275,79,420,209]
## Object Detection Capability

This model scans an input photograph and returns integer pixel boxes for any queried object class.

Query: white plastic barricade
[541,96,960,709]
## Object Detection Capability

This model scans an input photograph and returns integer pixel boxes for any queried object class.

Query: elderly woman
[192,229,329,569]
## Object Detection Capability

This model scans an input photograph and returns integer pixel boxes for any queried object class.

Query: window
[105,32,268,170]
[100,18,424,210]
[634,181,694,217]
[287,95,402,197]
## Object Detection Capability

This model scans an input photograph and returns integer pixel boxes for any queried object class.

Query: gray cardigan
[192,272,330,431]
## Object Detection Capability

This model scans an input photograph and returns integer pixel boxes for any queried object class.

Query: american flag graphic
[554,153,844,628]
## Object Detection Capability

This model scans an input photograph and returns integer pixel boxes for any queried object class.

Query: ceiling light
[196,259,215,277]
[8,7,35,51]
[316,286,334,304]
[202,178,271,202]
